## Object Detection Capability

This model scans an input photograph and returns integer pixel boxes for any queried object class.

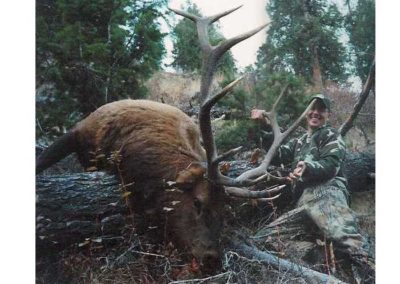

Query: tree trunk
[301,0,324,92]
[311,45,324,92]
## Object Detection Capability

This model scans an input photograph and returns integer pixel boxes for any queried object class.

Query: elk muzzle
[191,241,221,274]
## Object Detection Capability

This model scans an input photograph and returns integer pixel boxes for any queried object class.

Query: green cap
[309,94,331,112]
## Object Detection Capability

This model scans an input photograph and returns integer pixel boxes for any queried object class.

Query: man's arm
[273,139,298,167]
[294,128,346,184]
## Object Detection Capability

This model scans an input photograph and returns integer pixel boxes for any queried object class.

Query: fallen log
[36,172,129,248]
[229,241,347,284]
[343,151,375,192]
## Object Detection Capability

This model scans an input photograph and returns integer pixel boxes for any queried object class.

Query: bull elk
[36,5,314,274]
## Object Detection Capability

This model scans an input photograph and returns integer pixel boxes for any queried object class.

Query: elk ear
[176,162,206,185]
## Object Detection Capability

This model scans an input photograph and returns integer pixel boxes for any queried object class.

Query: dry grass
[37,229,192,283]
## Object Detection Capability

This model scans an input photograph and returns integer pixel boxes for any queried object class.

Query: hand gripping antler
[170,6,291,199]
[211,85,316,188]
[235,87,316,182]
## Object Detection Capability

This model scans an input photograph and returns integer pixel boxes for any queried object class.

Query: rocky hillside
[145,71,210,108]
[145,71,253,108]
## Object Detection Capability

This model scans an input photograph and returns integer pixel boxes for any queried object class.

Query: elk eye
[193,198,202,215]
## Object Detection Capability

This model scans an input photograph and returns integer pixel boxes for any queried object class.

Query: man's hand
[250,108,266,121]
[251,108,271,127]
[286,161,306,183]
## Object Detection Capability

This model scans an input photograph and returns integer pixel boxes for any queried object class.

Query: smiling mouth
[309,114,321,120]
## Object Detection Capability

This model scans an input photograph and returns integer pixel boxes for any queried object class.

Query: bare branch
[339,59,375,137]
[230,241,347,284]
[169,272,232,284]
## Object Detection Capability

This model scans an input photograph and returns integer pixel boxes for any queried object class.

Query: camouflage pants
[297,183,371,259]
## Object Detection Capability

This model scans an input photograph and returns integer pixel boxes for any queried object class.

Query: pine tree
[345,0,375,82]
[36,0,167,138]
[257,0,348,89]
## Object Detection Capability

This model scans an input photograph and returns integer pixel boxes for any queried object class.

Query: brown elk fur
[36,99,224,272]
[71,99,205,174]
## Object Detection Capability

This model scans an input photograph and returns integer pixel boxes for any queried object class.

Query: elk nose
[201,250,221,273]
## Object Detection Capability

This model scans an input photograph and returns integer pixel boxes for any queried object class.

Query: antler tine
[224,184,285,199]
[264,84,289,144]
[169,7,211,52]
[214,23,270,61]
[214,146,243,165]
[168,7,200,22]
[171,5,269,83]
[217,171,286,187]
[257,194,282,202]
[271,83,289,113]
[234,97,316,182]
[203,76,244,111]
[209,5,243,24]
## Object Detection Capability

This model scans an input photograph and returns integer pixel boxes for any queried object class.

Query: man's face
[306,99,329,130]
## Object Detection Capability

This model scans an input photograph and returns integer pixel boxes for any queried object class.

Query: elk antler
[234,87,316,183]
[169,6,310,199]
[210,85,316,190]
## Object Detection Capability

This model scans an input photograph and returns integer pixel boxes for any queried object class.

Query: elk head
[167,5,316,274]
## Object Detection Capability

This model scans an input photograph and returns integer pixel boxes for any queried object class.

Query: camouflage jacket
[272,124,348,192]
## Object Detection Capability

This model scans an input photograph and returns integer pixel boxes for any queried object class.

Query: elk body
[37,5,311,274]
[37,99,224,271]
